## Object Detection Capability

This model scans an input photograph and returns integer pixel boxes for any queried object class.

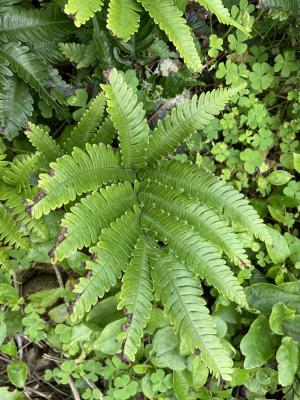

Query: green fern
[146,88,237,166]
[152,250,233,380]
[0,42,66,117]
[64,0,104,27]
[73,211,142,318]
[107,0,141,41]
[138,0,202,72]
[29,68,271,379]
[118,236,153,361]
[63,93,106,152]
[0,7,73,43]
[0,76,33,140]
[25,123,64,162]
[101,69,149,168]
[259,0,299,20]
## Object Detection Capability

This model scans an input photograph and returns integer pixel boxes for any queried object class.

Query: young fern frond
[0,76,33,140]
[152,250,233,381]
[138,0,202,72]
[31,143,135,218]
[72,211,142,319]
[144,160,271,244]
[25,123,64,162]
[142,207,247,307]
[146,88,236,165]
[118,236,153,361]
[64,0,104,27]
[0,7,73,43]
[195,0,247,32]
[63,93,106,153]
[140,182,249,267]
[101,69,149,169]
[107,0,141,41]
[54,182,139,261]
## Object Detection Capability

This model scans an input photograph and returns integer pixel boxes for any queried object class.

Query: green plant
[63,0,249,72]
[0,1,73,139]
[26,68,272,381]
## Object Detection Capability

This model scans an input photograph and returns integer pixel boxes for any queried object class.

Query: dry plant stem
[69,376,81,400]
[53,264,64,289]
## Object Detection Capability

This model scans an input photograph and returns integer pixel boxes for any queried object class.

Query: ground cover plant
[0,0,299,399]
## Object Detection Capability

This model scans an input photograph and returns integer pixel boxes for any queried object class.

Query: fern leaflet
[118,236,153,361]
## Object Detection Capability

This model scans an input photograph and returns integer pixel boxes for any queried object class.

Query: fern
[63,93,106,152]
[54,182,139,261]
[25,123,64,162]
[0,7,73,43]
[29,68,272,379]
[0,206,27,248]
[140,181,249,267]
[143,160,271,244]
[0,42,65,117]
[138,0,202,72]
[118,236,153,361]
[73,211,142,319]
[0,76,33,140]
[146,88,236,166]
[93,117,117,145]
[31,143,135,218]
[142,207,246,307]
[259,0,299,20]
[101,69,149,168]
[107,0,141,41]
[152,250,233,380]
[64,0,104,27]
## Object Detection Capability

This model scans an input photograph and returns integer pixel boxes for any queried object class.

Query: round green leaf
[276,337,299,386]
[268,170,293,186]
[7,362,28,388]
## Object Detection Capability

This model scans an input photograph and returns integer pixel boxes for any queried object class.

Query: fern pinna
[29,69,271,381]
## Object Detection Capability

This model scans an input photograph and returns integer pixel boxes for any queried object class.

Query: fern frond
[195,0,248,32]
[2,153,39,193]
[31,144,134,219]
[58,42,86,65]
[152,250,233,381]
[25,123,64,162]
[93,117,117,145]
[101,69,149,169]
[0,43,65,116]
[138,0,202,72]
[142,207,246,306]
[0,207,28,249]
[64,0,104,27]
[0,185,48,241]
[72,211,142,319]
[107,0,141,41]
[140,182,249,267]
[0,7,73,43]
[146,88,235,165]
[0,75,33,140]
[54,182,138,261]
[118,236,153,361]
[143,160,271,244]
[259,0,299,20]
[63,93,106,153]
